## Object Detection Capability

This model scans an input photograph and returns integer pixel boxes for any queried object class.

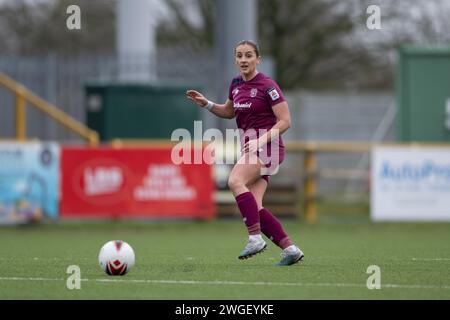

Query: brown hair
[235,40,260,57]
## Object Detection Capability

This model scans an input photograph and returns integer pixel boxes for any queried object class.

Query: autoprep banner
[371,146,450,221]
[60,146,215,219]
[0,142,60,224]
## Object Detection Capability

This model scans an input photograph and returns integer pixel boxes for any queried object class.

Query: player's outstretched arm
[186,90,235,119]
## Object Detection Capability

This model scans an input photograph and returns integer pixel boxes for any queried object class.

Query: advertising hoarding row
[2,142,449,223]
[0,143,215,223]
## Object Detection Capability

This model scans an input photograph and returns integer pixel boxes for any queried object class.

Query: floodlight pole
[116,0,157,82]
[214,0,257,130]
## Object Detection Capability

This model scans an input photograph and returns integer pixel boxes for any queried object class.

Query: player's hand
[186,90,208,108]
[243,139,260,154]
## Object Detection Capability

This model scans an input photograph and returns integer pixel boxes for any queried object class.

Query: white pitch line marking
[0,277,450,290]
[412,258,450,261]
[0,277,63,282]
[3,257,450,262]
[0,257,90,261]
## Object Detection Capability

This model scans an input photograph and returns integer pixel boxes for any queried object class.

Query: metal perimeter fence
[0,48,395,215]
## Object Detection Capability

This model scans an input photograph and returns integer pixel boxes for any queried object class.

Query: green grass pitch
[1,215,450,300]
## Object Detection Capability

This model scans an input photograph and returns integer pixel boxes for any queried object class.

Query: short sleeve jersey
[228,72,286,148]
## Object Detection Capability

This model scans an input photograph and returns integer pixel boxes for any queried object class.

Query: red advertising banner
[60,146,216,219]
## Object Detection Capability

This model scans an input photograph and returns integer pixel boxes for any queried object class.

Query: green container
[396,46,450,142]
[85,82,201,141]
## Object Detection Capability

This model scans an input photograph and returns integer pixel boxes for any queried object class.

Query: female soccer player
[186,40,304,266]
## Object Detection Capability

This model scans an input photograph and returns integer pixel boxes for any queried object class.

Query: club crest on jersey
[250,88,257,97]
[268,88,280,101]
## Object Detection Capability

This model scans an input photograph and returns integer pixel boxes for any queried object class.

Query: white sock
[249,234,263,242]
[284,245,299,253]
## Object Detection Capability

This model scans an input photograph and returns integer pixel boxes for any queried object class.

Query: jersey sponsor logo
[234,102,252,109]
[268,88,280,101]
[250,88,258,97]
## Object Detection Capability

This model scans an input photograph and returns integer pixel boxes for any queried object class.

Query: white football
[98,240,135,276]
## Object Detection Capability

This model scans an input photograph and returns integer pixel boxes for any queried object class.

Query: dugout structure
[85,82,201,141]
[396,46,450,142]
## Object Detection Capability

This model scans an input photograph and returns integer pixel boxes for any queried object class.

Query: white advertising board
[371,146,450,221]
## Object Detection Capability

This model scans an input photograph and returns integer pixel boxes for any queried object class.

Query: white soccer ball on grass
[98,240,135,276]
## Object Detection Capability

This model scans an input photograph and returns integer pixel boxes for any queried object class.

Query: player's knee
[228,176,244,192]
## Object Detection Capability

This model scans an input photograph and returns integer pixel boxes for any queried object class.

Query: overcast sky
[1,0,449,46]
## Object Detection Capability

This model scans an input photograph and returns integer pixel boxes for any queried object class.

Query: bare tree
[0,0,116,55]
[156,0,215,48]
[2,0,449,89]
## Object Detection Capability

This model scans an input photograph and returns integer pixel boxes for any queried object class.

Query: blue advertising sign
[0,142,60,224]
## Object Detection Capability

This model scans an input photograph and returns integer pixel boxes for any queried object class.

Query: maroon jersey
[228,72,285,154]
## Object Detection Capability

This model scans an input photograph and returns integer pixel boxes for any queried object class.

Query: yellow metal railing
[285,141,371,223]
[0,73,99,146]
[285,140,450,223]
